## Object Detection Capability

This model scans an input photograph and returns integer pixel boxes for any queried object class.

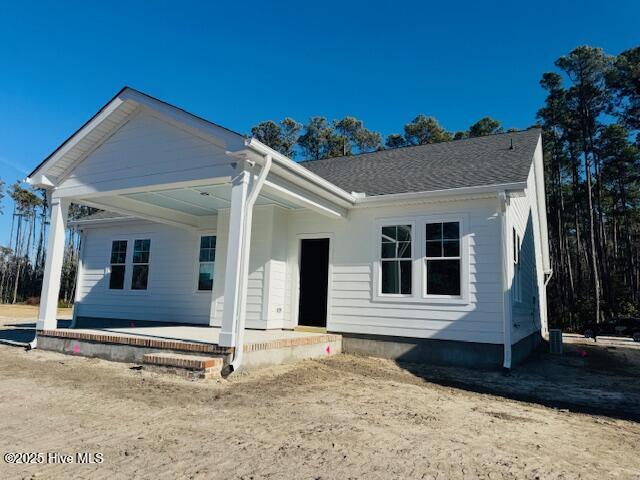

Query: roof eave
[354,182,528,207]
[244,138,356,205]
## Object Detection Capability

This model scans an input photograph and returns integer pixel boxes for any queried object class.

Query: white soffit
[122,184,301,216]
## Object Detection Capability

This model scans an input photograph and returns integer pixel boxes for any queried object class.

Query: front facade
[28,88,551,369]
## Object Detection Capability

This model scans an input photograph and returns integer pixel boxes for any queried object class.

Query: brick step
[142,353,224,380]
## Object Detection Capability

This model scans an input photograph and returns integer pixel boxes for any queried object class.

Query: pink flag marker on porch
[325,345,331,354]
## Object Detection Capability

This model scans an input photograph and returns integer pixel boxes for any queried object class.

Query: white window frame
[105,234,154,295]
[131,238,152,291]
[372,214,470,305]
[423,217,467,302]
[194,232,217,294]
[373,219,417,301]
[107,239,128,291]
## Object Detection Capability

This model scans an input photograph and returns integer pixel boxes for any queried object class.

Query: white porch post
[37,196,70,330]
[217,169,249,347]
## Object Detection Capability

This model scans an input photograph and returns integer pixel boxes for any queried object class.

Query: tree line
[537,45,640,329]
[1,44,638,333]
[0,182,92,306]
[250,113,507,160]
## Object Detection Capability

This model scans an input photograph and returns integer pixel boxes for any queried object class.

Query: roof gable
[28,87,246,187]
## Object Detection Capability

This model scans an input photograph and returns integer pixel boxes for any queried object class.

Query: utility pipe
[222,153,272,375]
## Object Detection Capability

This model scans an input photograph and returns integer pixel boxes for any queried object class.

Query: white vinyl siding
[77,195,531,346]
[76,223,213,324]
[285,198,504,344]
[55,107,236,197]
[509,160,546,344]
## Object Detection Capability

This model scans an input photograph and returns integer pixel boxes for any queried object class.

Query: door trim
[294,233,333,329]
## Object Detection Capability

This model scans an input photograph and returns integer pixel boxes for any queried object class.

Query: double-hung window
[425,222,461,296]
[109,240,127,290]
[198,235,216,291]
[380,225,412,295]
[131,239,151,290]
[108,238,151,291]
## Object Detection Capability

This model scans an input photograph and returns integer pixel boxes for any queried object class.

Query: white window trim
[292,232,334,329]
[373,219,417,301]
[131,238,152,292]
[107,238,128,292]
[372,214,470,305]
[105,234,155,296]
[422,216,469,304]
[193,231,217,295]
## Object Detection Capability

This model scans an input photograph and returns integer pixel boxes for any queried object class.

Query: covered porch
[27,87,354,372]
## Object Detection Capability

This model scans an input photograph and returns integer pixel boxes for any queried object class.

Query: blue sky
[0,0,638,244]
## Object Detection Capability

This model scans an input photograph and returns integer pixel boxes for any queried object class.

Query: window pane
[400,260,412,294]
[443,240,460,257]
[426,240,441,257]
[133,239,150,263]
[110,240,127,264]
[109,265,125,289]
[199,249,215,262]
[397,241,411,258]
[425,223,442,241]
[131,265,149,290]
[443,222,459,240]
[397,225,411,241]
[381,242,395,259]
[381,260,399,294]
[427,259,460,295]
[199,236,216,262]
[382,226,397,241]
[198,263,214,291]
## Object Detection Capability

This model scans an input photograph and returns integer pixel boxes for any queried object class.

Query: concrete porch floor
[66,323,326,346]
[35,319,342,372]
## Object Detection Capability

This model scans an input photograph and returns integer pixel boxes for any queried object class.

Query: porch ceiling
[123,183,302,216]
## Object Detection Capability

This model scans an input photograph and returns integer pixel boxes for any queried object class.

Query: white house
[28,87,551,371]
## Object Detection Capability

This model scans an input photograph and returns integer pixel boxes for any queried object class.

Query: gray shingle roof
[300,128,541,196]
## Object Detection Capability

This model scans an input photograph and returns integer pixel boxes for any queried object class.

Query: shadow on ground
[396,342,640,422]
[0,320,71,347]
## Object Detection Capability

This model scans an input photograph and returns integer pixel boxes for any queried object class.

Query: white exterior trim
[292,232,334,328]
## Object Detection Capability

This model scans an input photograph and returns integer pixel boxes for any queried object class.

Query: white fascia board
[28,96,126,184]
[262,179,347,218]
[120,89,246,152]
[532,135,552,273]
[244,138,356,205]
[26,173,57,188]
[80,197,203,230]
[51,175,232,200]
[68,216,138,227]
[354,182,528,208]
[27,87,248,188]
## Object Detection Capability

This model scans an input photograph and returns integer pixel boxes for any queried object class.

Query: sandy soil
[0,341,639,479]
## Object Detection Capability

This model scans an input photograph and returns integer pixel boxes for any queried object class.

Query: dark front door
[298,238,330,328]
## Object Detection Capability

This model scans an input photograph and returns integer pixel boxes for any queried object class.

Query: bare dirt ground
[0,305,72,320]
[0,327,639,480]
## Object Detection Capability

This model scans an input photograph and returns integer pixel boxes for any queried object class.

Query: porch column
[217,170,249,346]
[37,196,70,330]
